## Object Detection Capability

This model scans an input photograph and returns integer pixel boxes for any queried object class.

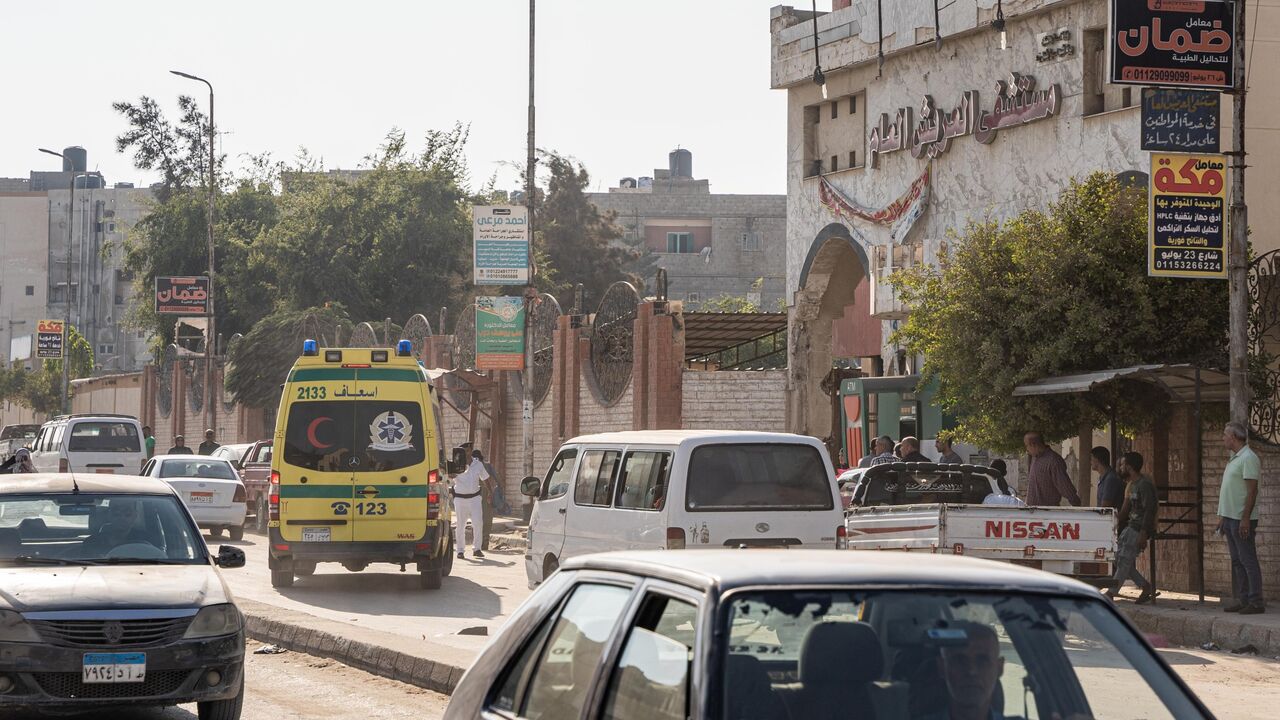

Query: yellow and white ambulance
[267,340,458,589]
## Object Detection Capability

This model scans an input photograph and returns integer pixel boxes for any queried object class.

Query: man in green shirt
[1219,421,1265,614]
[1106,452,1158,604]
[142,425,156,459]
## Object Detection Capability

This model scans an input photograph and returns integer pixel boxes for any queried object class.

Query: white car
[141,455,247,541]
[30,414,146,475]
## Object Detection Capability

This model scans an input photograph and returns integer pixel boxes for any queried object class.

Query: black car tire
[270,569,294,588]
[255,498,269,534]
[229,525,245,542]
[420,567,443,590]
[198,675,244,720]
[295,561,317,576]
[209,527,224,539]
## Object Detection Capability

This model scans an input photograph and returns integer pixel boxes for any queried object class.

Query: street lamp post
[522,0,536,480]
[171,70,217,435]
[37,148,82,415]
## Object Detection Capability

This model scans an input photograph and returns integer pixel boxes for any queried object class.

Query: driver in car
[928,621,1015,720]
[83,499,154,556]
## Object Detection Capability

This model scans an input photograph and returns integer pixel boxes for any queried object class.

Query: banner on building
[1112,0,1236,90]
[155,276,210,315]
[473,205,529,286]
[1149,153,1228,279]
[476,296,525,370]
[818,166,931,243]
[1140,88,1220,152]
[36,319,64,359]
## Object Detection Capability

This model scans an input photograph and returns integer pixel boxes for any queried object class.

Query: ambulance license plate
[83,652,146,683]
[302,527,331,542]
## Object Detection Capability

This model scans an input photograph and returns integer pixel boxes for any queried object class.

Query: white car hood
[0,564,231,613]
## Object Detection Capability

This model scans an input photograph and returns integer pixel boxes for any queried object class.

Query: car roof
[564,430,822,446]
[0,473,178,496]
[153,454,234,462]
[561,550,1101,598]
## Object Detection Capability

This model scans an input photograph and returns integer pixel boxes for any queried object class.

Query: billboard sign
[1149,153,1228,279]
[155,276,210,315]
[1111,0,1236,90]
[475,296,525,370]
[1140,88,1220,152]
[36,319,64,359]
[473,205,529,286]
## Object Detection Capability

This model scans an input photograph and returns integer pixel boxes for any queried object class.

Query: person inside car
[83,499,156,557]
[928,621,1015,720]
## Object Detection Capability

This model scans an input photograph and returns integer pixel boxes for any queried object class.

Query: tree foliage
[225,305,353,409]
[890,173,1229,451]
[2,326,95,415]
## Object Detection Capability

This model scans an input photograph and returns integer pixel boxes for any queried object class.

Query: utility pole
[522,0,537,479]
[1228,1,1249,426]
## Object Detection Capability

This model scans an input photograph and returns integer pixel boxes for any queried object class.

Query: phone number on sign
[1156,260,1223,272]
[1121,67,1226,86]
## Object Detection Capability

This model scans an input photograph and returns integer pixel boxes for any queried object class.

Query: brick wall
[682,370,787,432]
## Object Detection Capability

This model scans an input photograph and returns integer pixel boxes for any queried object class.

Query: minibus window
[686,443,833,512]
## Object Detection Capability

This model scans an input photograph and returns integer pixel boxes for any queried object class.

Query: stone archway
[788,223,873,440]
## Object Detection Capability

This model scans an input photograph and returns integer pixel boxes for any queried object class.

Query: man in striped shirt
[1023,431,1081,506]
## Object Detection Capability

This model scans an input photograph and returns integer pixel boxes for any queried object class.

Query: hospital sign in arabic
[1140,88,1219,152]
[473,205,529,286]
[1148,153,1227,280]
[1111,0,1236,91]
[155,276,210,315]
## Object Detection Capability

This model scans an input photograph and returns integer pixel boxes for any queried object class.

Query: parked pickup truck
[845,462,1116,585]
[239,439,273,533]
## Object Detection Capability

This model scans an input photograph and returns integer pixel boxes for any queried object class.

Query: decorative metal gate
[531,294,562,406]
[349,322,379,348]
[1249,250,1280,444]
[588,282,639,405]
[401,314,433,360]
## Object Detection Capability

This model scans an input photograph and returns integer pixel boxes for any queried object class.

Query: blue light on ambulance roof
[397,339,413,357]
[303,339,318,356]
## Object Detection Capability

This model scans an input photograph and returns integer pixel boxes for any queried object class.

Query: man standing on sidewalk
[452,449,489,560]
[1023,432,1082,506]
[1092,446,1124,510]
[1219,421,1265,614]
[1107,452,1158,604]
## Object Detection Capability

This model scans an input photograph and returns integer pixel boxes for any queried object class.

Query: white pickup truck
[845,462,1116,585]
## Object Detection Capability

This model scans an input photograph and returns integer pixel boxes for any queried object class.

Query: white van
[29,414,146,475]
[519,430,845,588]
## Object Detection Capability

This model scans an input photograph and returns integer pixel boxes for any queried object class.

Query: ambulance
[268,340,459,589]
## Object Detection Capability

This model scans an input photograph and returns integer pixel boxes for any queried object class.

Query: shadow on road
[277,572,505,619]
[1,704,197,719]
[1158,650,1217,666]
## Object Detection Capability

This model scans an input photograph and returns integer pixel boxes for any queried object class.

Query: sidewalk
[1112,588,1280,657]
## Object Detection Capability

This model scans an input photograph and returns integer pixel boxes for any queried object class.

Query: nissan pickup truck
[845,462,1116,585]
[238,439,273,533]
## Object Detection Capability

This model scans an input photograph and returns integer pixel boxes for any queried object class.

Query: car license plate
[83,652,146,683]
[302,527,331,542]
[189,491,214,504]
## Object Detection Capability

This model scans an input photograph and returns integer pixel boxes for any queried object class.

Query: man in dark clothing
[1092,446,1124,510]
[1107,452,1158,603]
[899,436,930,463]
[1023,432,1082,506]
[167,435,193,454]
[197,429,220,456]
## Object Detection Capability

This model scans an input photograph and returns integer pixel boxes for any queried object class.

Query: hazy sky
[3,1,795,195]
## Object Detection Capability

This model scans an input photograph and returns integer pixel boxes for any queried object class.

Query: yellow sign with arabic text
[1148,153,1227,280]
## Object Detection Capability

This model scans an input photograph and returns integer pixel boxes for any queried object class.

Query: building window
[1083,28,1137,116]
[806,92,865,178]
[51,284,78,304]
[685,292,700,304]
[849,96,857,114]
[741,232,761,252]
[830,155,839,173]
[830,102,838,120]
[666,232,693,254]
[849,151,858,169]
[24,286,34,296]
[98,344,115,356]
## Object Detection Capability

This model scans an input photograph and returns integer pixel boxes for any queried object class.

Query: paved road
[219,532,532,656]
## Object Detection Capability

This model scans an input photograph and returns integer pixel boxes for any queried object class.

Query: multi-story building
[0,192,50,367]
[586,150,786,310]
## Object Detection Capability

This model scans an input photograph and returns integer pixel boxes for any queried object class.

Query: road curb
[238,598,472,695]
[1119,604,1280,656]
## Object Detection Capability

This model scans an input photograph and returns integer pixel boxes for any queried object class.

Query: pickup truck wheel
[255,498,269,534]
[420,567,443,590]
[198,674,244,720]
[270,569,294,588]
[208,527,224,539]
[228,525,245,542]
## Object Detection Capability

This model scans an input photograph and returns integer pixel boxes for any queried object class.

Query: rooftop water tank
[638,176,653,189]
[620,177,637,188]
[62,146,87,173]
[669,149,692,178]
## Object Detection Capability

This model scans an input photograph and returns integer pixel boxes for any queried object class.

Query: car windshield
[686,443,833,511]
[721,589,1203,720]
[0,493,206,565]
[159,459,238,480]
[67,422,141,453]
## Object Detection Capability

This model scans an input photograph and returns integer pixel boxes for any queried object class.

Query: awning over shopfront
[682,312,788,370]
[1012,364,1230,404]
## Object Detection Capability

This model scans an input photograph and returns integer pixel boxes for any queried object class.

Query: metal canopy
[1012,364,1230,404]
[682,312,787,360]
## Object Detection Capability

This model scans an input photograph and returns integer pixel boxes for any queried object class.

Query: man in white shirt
[453,450,489,559]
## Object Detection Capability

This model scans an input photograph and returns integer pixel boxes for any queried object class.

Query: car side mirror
[520,476,542,497]
[214,545,246,569]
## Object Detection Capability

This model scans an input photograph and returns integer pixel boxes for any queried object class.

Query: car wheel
[544,555,559,580]
[228,525,244,542]
[270,569,294,588]
[198,674,244,720]
[420,567,443,590]
[255,498,269,534]
[209,527,224,539]
[294,562,317,577]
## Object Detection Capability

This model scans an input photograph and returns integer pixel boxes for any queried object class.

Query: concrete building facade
[586,151,787,310]
[0,193,51,366]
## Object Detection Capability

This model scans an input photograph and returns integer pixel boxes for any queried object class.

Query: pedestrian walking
[1218,421,1265,614]
[452,450,489,559]
[167,435,193,454]
[1023,432,1081,506]
[1106,452,1158,604]
[899,436,930,463]
[143,425,156,460]
[1092,446,1124,511]
[936,436,964,464]
[198,429,220,456]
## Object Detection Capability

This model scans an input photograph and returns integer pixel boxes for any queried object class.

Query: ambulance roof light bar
[396,340,413,357]
[302,339,318,356]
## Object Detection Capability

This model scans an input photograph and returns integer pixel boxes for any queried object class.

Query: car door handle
[558,508,566,515]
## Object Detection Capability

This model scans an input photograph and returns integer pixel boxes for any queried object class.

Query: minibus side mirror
[520,476,541,498]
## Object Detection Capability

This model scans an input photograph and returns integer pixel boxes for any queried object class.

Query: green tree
[15,326,94,415]
[225,305,352,409]
[890,173,1228,451]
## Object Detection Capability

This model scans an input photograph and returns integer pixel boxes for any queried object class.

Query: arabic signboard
[1141,88,1220,152]
[473,205,529,286]
[36,319,64,359]
[1111,0,1236,90]
[475,296,525,370]
[868,72,1060,168]
[155,276,210,315]
[1149,153,1228,279]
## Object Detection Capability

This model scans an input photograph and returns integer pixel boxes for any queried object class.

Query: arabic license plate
[189,491,214,504]
[302,527,331,542]
[83,652,146,683]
